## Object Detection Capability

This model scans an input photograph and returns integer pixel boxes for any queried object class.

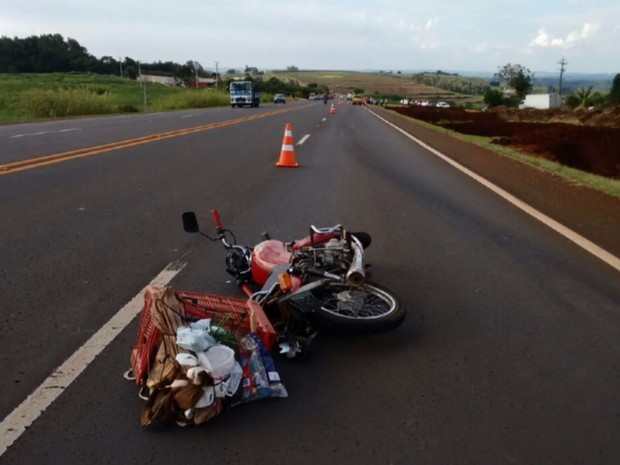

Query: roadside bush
[19,85,118,118]
[565,95,580,109]
[484,89,506,108]
[608,74,620,105]
[155,89,229,110]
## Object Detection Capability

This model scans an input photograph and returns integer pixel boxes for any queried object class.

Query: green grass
[386,109,620,199]
[0,73,230,122]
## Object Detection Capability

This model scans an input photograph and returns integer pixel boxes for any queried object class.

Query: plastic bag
[234,333,288,406]
[176,327,216,352]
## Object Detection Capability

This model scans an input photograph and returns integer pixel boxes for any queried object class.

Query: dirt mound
[390,106,620,178]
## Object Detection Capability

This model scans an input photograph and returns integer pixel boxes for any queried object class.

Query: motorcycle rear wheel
[310,281,405,333]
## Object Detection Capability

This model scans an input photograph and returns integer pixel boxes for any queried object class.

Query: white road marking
[10,128,81,138]
[370,109,620,273]
[0,261,186,457]
[297,134,311,145]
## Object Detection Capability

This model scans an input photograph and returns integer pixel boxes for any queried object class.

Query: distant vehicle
[519,93,561,110]
[436,101,450,108]
[274,93,286,104]
[308,92,316,100]
[346,93,353,101]
[352,96,364,105]
[229,81,261,108]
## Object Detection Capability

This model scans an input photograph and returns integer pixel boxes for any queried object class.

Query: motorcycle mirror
[182,212,200,233]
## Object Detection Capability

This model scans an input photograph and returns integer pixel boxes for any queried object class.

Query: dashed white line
[10,128,81,138]
[0,261,186,456]
[297,134,311,145]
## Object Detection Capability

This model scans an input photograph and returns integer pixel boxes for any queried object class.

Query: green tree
[483,89,505,108]
[565,95,580,109]
[496,63,533,103]
[575,86,593,109]
[609,73,620,105]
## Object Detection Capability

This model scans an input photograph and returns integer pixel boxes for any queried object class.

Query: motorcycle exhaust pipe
[346,240,365,286]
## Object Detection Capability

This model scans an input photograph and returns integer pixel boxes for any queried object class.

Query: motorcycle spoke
[320,286,395,320]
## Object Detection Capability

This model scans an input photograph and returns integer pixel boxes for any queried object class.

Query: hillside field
[269,70,482,104]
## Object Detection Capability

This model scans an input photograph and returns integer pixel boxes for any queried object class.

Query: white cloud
[1,0,618,72]
[472,42,489,54]
[402,17,439,50]
[529,22,600,48]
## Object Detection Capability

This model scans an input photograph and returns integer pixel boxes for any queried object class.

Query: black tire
[309,281,405,333]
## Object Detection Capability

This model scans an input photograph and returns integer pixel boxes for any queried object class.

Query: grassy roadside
[0,73,232,123]
[382,108,620,200]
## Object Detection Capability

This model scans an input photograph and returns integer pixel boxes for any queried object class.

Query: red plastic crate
[130,287,277,386]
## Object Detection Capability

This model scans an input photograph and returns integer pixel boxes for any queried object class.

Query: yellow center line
[0,105,306,175]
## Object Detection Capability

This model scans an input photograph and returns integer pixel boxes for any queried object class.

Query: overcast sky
[1,0,618,74]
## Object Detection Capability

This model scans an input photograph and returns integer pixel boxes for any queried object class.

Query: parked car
[274,93,286,104]
[436,101,450,108]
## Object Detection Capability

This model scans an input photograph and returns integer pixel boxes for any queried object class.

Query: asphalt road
[1,100,619,465]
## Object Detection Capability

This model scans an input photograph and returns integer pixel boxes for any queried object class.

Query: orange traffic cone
[276,123,298,168]
[329,103,336,114]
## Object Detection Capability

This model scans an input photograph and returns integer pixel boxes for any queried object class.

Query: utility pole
[215,61,219,89]
[119,57,123,78]
[138,61,147,112]
[558,57,567,95]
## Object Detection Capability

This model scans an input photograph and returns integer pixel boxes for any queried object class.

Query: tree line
[0,34,323,97]
[0,34,211,82]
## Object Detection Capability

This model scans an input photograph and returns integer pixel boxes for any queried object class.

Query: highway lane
[1,102,620,464]
[0,102,309,165]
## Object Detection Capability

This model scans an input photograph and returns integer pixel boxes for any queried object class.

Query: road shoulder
[371,106,620,260]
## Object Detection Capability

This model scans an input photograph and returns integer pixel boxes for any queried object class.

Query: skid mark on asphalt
[0,261,186,457]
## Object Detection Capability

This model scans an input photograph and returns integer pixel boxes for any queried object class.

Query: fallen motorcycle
[182,210,406,356]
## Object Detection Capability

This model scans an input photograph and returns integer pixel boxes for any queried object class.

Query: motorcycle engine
[322,238,342,265]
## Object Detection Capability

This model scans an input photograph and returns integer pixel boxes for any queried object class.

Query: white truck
[519,93,562,110]
[229,81,261,108]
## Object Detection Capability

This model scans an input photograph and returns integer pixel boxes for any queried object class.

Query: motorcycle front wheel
[309,281,406,333]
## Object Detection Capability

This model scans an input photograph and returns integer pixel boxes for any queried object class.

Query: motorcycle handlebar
[211,209,223,230]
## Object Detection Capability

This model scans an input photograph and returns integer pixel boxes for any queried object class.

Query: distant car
[352,96,364,105]
[274,93,286,104]
[436,101,450,108]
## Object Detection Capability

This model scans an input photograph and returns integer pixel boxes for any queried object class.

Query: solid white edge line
[297,134,311,146]
[0,261,186,457]
[368,108,620,273]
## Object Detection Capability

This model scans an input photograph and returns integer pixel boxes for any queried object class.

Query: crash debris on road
[126,286,285,427]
